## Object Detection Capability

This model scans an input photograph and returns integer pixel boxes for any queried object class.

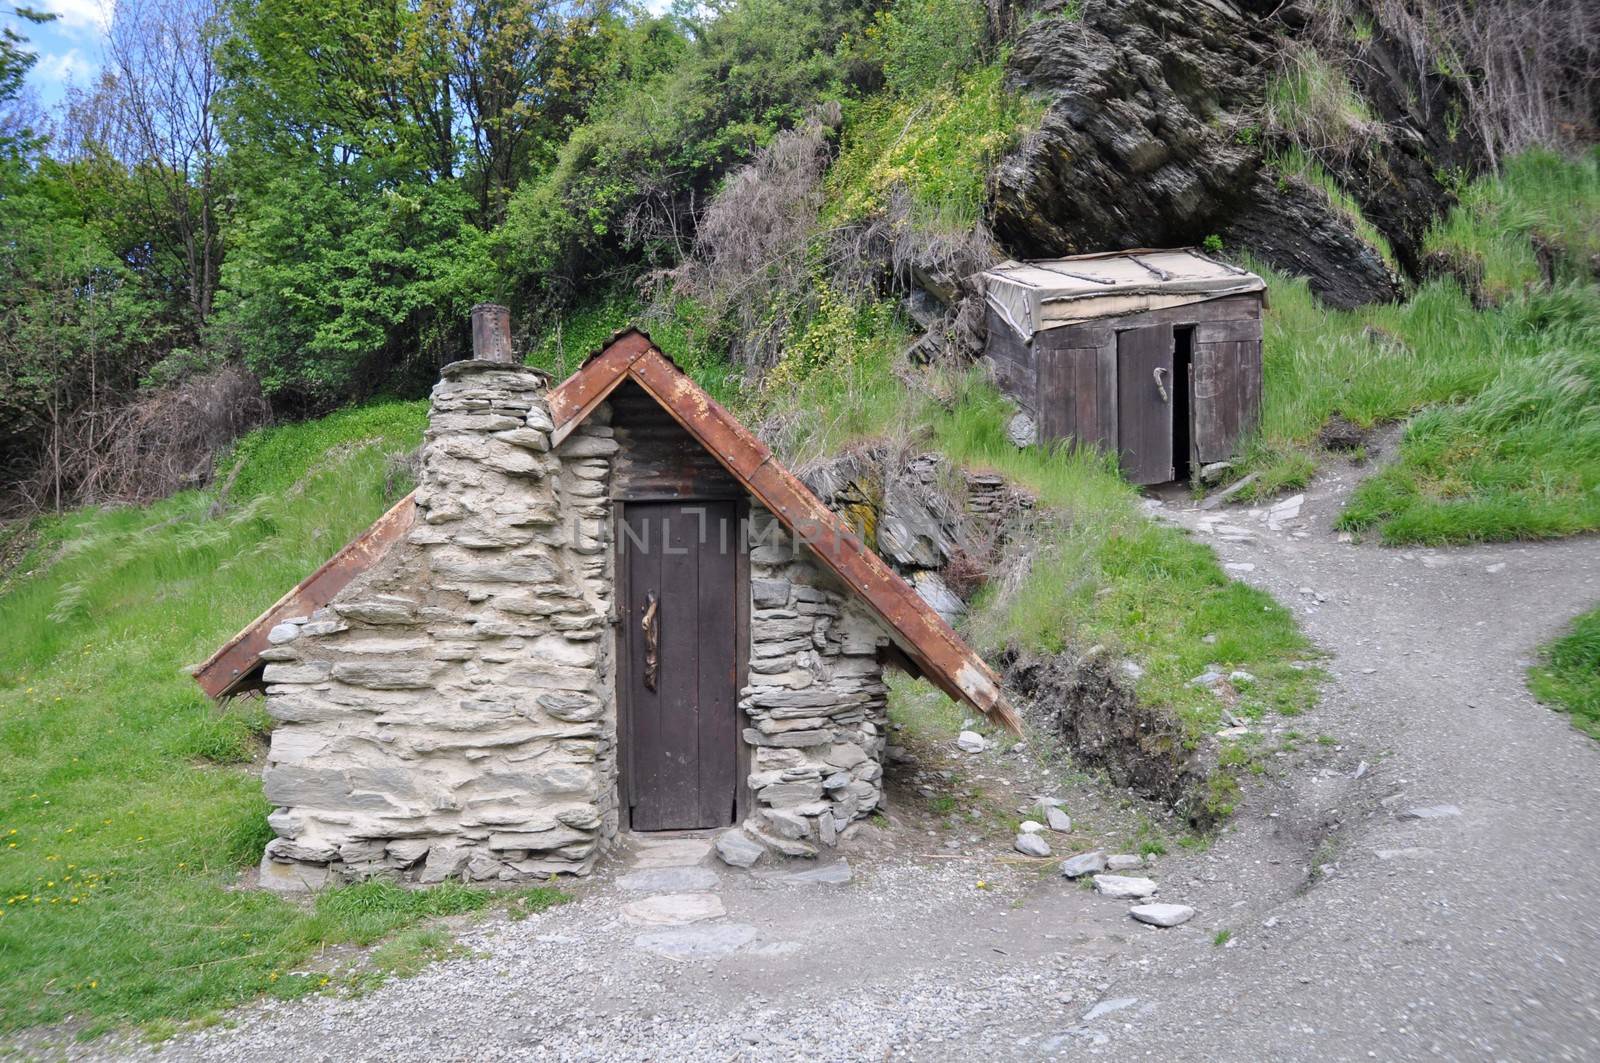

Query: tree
[104,0,226,334]
[0,4,56,156]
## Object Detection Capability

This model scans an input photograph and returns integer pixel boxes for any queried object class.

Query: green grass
[521,288,742,408]
[1529,606,1600,739]
[1424,148,1600,303]
[827,63,1042,230]
[1263,47,1374,159]
[1239,148,1600,544]
[776,330,1318,744]
[0,403,523,1038]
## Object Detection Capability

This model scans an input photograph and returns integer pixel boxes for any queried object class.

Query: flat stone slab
[1044,806,1072,832]
[1093,874,1157,899]
[1083,997,1138,1021]
[634,923,758,961]
[1105,854,1145,871]
[621,892,725,927]
[781,860,852,885]
[629,837,714,868]
[1398,804,1461,820]
[616,866,719,893]
[1130,903,1195,927]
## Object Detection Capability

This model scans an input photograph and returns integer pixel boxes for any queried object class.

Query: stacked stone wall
[256,362,620,890]
[740,506,891,856]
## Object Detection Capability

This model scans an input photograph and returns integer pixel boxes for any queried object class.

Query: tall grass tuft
[1529,606,1600,739]
[1423,147,1600,303]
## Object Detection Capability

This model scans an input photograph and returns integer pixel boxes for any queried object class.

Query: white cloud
[35,47,97,84]
[39,0,114,35]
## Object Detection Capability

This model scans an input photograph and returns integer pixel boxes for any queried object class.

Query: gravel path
[64,457,1600,1062]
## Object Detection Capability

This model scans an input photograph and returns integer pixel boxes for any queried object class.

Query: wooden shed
[983,249,1266,485]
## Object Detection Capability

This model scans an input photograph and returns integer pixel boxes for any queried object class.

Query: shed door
[1116,325,1176,484]
[620,500,740,831]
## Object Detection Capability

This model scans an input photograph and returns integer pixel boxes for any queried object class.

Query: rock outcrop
[989,0,1423,309]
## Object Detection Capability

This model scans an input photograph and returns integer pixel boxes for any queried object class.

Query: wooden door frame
[613,496,750,834]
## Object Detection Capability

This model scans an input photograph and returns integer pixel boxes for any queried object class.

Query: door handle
[641,591,659,691]
[1153,367,1170,404]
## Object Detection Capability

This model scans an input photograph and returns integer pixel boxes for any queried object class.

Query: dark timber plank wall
[610,380,742,500]
[1035,294,1265,351]
[1038,347,1116,450]
[983,304,1038,419]
[988,291,1264,474]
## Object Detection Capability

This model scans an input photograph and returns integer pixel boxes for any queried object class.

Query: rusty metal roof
[194,328,1020,733]
[192,491,418,698]
[548,330,1019,732]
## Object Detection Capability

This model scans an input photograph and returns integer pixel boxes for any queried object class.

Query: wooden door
[620,500,740,831]
[1116,325,1176,484]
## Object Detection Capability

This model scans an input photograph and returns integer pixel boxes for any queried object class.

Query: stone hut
[196,323,1017,890]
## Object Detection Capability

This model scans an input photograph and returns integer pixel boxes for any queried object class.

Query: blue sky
[10,0,111,110]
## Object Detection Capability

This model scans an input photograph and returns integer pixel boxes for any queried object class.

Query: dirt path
[70,460,1600,1062]
[1102,461,1600,1061]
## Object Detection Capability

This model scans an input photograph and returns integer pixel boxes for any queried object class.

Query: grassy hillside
[0,404,510,1036]
[1242,148,1600,544]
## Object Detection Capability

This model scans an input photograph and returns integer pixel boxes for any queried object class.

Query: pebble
[1129,903,1195,927]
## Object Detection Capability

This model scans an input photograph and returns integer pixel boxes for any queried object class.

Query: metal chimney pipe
[470,303,515,363]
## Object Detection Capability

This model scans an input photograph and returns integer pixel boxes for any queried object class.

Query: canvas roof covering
[984,248,1265,342]
[193,329,1021,733]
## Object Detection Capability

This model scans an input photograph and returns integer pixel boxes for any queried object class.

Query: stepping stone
[1093,874,1157,899]
[1398,804,1461,821]
[1060,851,1106,878]
[1083,997,1138,1021]
[956,730,986,753]
[1130,903,1195,927]
[783,860,852,885]
[617,866,719,893]
[629,837,713,868]
[621,892,725,927]
[1019,820,1046,834]
[1044,806,1071,832]
[634,923,757,961]
[1105,853,1144,871]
